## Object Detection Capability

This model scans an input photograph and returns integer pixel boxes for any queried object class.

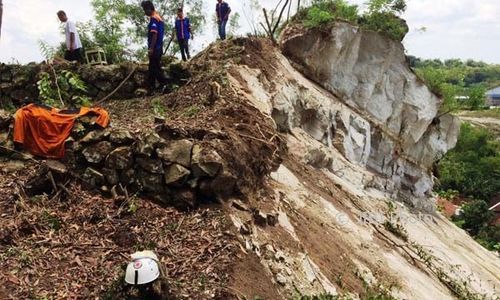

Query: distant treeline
[408,56,500,111]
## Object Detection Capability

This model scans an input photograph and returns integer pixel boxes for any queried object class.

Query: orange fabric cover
[14,104,110,159]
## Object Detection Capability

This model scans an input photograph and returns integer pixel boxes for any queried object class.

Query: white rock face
[279,22,460,202]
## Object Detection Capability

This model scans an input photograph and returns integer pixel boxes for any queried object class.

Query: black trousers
[148,49,168,89]
[178,39,190,61]
[64,48,83,63]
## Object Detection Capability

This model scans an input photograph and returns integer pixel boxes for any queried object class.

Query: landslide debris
[0,37,286,299]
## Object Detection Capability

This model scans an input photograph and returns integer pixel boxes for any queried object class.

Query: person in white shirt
[57,10,83,63]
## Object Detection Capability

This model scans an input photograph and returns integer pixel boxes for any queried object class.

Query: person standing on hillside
[141,1,169,94]
[57,11,83,63]
[175,8,193,62]
[216,0,231,40]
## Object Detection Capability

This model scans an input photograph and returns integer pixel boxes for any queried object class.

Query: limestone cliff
[279,22,460,205]
[223,32,497,298]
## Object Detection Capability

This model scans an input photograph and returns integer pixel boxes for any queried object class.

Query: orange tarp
[14,104,110,159]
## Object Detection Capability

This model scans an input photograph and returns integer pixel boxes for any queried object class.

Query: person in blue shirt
[216,0,231,40]
[174,8,193,62]
[141,1,169,94]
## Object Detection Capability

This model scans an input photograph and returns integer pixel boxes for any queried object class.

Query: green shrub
[358,12,407,41]
[452,200,494,236]
[437,123,500,201]
[303,0,359,28]
[295,0,408,41]
[304,6,335,27]
[476,225,500,251]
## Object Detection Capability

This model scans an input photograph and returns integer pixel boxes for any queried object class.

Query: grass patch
[383,220,408,242]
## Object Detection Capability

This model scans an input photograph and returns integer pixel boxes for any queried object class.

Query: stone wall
[0,61,189,108]
[13,116,235,210]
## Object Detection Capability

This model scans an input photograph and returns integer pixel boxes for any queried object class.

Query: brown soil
[0,38,289,299]
[227,253,282,300]
[0,161,235,299]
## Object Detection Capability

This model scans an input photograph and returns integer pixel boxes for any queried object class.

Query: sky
[0,0,499,64]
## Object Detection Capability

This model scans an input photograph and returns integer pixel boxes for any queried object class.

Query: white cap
[125,251,160,285]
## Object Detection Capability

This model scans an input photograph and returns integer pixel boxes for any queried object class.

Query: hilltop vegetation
[291,0,409,41]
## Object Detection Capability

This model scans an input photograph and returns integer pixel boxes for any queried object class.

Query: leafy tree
[91,0,130,63]
[366,0,407,14]
[123,0,206,58]
[437,123,500,201]
[476,225,500,251]
[466,85,486,110]
[453,200,494,236]
[228,12,242,36]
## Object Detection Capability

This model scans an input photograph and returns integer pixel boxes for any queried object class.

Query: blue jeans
[218,19,228,40]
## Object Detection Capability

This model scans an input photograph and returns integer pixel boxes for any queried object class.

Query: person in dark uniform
[174,8,193,62]
[141,1,169,94]
[216,0,231,40]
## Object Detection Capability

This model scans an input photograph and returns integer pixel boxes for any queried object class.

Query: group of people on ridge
[56,0,232,95]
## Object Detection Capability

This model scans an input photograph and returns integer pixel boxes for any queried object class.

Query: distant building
[486,87,500,107]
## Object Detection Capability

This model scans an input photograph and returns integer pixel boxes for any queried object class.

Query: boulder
[82,141,113,164]
[110,129,134,145]
[102,168,120,185]
[0,110,11,130]
[172,189,196,209]
[105,146,133,170]
[156,139,193,167]
[120,169,136,185]
[210,171,237,197]
[80,130,109,143]
[136,170,164,194]
[134,132,166,157]
[191,145,223,178]
[83,167,105,187]
[253,210,268,227]
[78,115,99,127]
[136,157,164,174]
[164,164,190,186]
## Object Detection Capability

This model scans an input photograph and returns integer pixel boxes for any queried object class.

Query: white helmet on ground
[125,250,161,285]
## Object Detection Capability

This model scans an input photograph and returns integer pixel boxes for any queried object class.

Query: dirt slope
[0,35,499,300]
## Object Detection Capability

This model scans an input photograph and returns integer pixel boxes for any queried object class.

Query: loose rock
[82,141,113,164]
[164,164,190,186]
[80,130,109,143]
[109,129,134,145]
[156,139,193,167]
[136,157,164,174]
[83,167,105,187]
[0,110,11,129]
[102,168,120,185]
[137,170,164,193]
[105,147,133,170]
[253,210,268,227]
[173,189,196,209]
[134,133,166,157]
[191,145,223,178]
